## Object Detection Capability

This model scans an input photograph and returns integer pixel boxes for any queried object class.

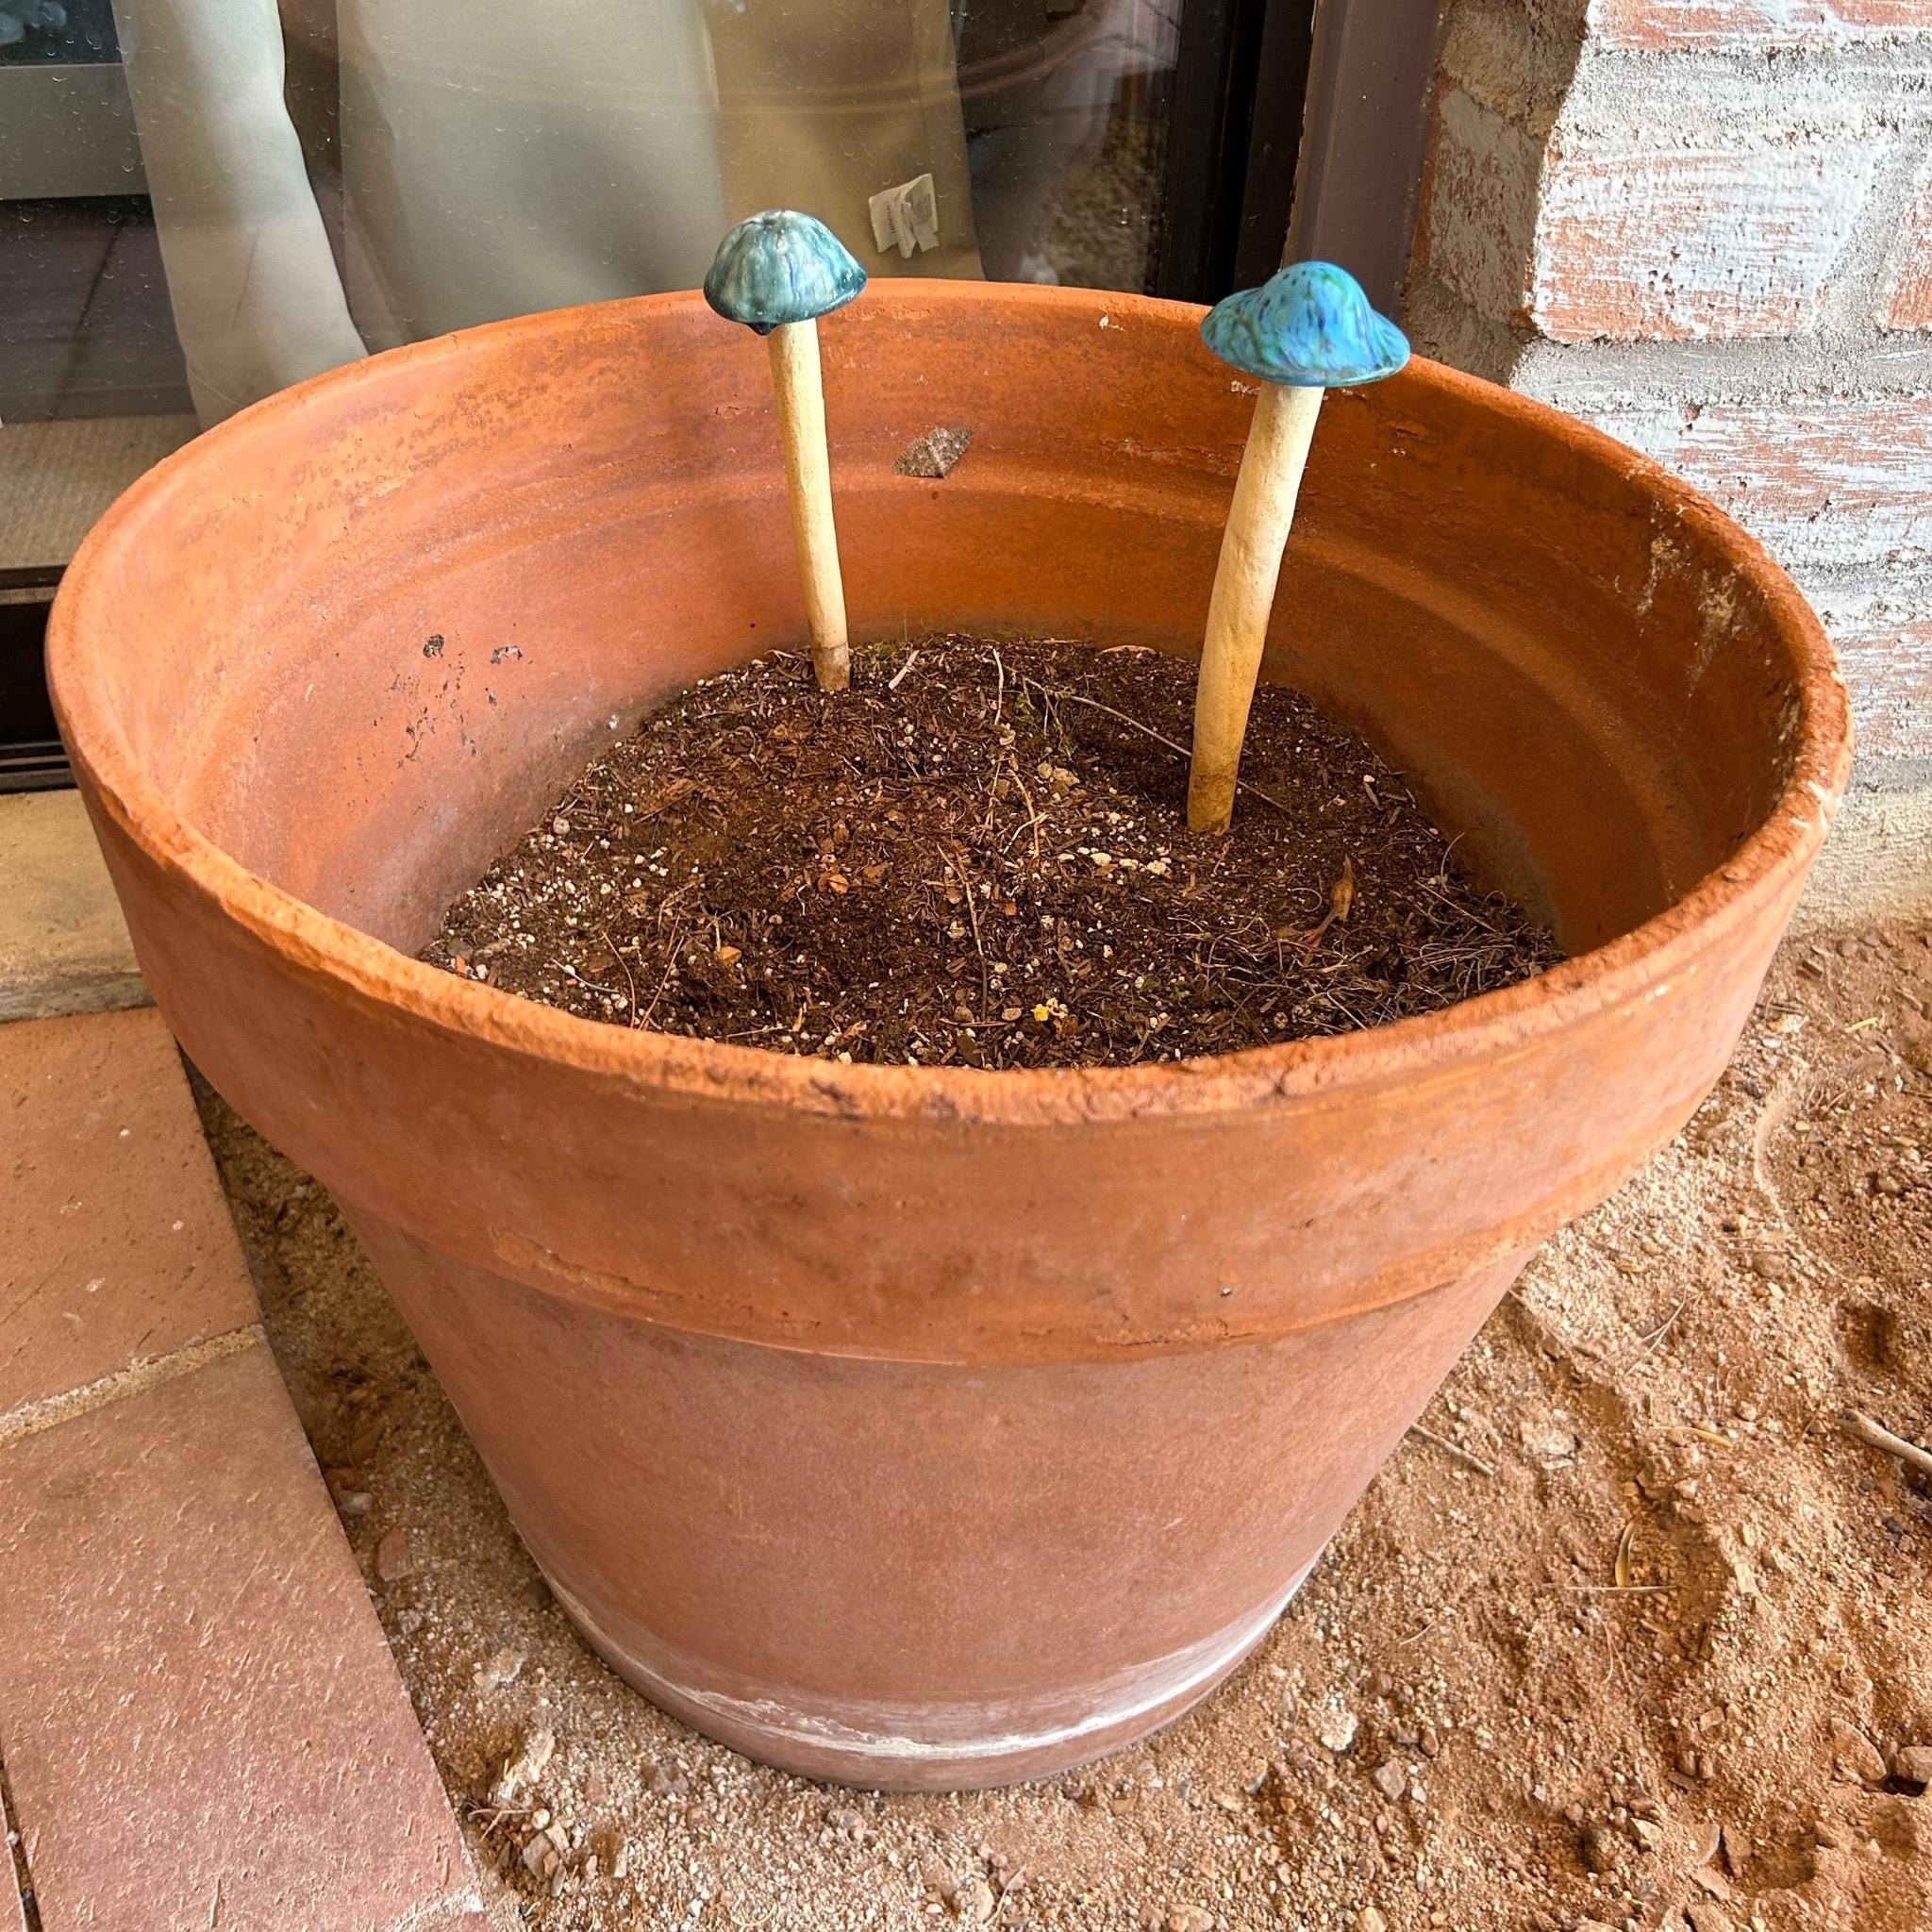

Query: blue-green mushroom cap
[1201,261,1408,389]
[704,210,867,336]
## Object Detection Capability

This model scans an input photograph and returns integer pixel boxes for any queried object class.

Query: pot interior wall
[81,288,1798,959]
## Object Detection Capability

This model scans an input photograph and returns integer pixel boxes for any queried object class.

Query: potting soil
[421,636,1559,1069]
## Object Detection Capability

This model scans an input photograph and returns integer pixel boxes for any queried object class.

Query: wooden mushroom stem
[1187,381,1325,833]
[766,318,851,693]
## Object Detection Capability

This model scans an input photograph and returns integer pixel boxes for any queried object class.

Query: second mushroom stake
[1189,262,1409,833]
[705,210,868,693]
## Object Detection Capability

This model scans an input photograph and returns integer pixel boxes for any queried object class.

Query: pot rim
[48,282,1854,1127]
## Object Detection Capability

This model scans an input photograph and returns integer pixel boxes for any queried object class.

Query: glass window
[2,0,1312,781]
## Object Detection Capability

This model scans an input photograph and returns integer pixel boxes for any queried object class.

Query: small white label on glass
[868,175,940,260]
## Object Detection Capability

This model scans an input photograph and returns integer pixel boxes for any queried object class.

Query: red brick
[1530,136,1886,341]
[1878,157,1932,333]
[0,1342,476,1932]
[0,1851,24,1932]
[1584,393,1932,575]
[0,1008,259,1421]
[1595,1,1932,49]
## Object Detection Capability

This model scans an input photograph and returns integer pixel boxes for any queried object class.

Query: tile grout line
[0,1742,43,1932]
[2,1312,490,1932]
[0,1324,263,1450]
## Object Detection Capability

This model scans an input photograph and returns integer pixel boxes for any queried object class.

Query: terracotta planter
[50,284,1849,1790]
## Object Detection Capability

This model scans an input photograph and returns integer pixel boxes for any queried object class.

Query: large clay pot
[49,285,1850,1790]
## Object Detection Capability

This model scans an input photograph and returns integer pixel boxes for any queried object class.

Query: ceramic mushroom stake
[705,210,868,693]
[1188,262,1409,833]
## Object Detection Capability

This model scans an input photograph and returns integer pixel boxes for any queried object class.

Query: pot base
[545,1557,1319,1791]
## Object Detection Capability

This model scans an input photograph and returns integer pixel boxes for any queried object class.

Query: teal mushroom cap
[1201,261,1408,389]
[704,210,867,337]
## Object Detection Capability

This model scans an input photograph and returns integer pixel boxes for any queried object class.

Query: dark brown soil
[422,636,1561,1069]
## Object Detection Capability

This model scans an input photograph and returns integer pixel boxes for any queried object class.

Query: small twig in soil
[639,918,686,1029]
[1406,1423,1496,1479]
[599,925,640,1027]
[1006,764,1044,860]
[1554,1583,1677,1596]
[1016,676,1300,821]
[1398,1577,1476,1646]
[1842,1407,1932,1481]
[945,847,991,1018]
[1630,1296,1687,1361]
[887,649,920,692]
[463,1797,533,1842]
[981,754,1007,840]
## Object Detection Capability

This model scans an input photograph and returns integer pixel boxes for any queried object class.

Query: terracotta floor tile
[1,1007,258,1420]
[0,791,147,1024]
[0,1341,477,1932]
[0,1849,24,1932]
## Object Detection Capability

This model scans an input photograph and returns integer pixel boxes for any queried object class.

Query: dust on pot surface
[48,284,1850,1790]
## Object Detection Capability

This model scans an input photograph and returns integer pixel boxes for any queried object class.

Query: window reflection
[959,0,1177,287]
[1,0,1189,427]
[1,0,112,60]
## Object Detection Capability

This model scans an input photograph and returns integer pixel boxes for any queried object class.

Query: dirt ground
[194,925,1932,1932]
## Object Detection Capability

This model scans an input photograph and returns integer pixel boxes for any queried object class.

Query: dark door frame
[1152,0,1441,309]
[1154,0,1318,304]
[1282,0,1446,314]
[0,568,69,793]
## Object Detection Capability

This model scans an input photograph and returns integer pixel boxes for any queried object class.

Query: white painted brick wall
[1591,0,1932,53]
[1530,133,1889,341]
[1408,0,1932,919]
[1809,583,1932,757]
[1581,394,1932,575]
